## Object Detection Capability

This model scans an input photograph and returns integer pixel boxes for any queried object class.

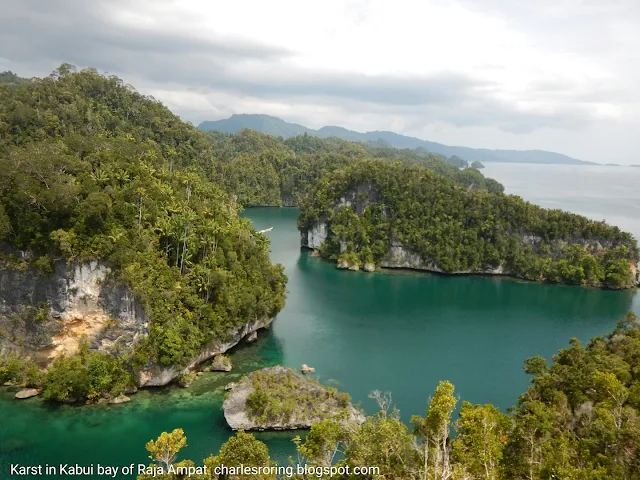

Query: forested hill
[298,161,638,289]
[203,129,504,208]
[0,65,286,400]
[0,71,30,86]
[199,113,597,165]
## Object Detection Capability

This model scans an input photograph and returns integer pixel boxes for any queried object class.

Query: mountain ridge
[198,114,598,165]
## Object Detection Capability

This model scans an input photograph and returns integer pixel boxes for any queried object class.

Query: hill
[199,114,597,165]
[199,114,313,138]
[0,65,287,400]
[298,160,638,289]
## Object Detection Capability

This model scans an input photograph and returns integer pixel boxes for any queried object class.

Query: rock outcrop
[223,366,365,431]
[15,389,39,399]
[211,354,232,372]
[301,364,315,374]
[0,258,276,389]
[136,316,272,387]
[301,221,328,250]
[0,260,147,364]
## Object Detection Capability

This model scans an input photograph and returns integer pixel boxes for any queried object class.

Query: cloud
[0,0,638,162]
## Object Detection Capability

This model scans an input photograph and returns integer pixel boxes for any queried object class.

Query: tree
[205,431,275,480]
[145,428,187,471]
[412,381,458,480]
[452,402,510,480]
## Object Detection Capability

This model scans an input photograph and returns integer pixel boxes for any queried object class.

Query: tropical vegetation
[138,312,640,479]
[298,160,638,288]
[0,65,286,400]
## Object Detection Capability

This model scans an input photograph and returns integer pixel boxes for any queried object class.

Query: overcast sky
[1,0,639,163]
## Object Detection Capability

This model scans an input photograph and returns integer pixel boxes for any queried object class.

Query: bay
[1,164,638,479]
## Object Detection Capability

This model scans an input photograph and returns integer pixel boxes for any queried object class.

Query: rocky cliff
[0,260,147,364]
[0,259,273,386]
[223,366,365,431]
[136,316,272,387]
[298,168,639,288]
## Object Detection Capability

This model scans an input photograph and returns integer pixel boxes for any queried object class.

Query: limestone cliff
[0,259,274,387]
[223,366,365,431]
[136,317,272,387]
[0,260,147,364]
[299,177,639,288]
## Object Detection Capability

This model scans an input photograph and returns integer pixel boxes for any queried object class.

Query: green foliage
[245,368,351,424]
[0,66,287,369]
[41,343,134,401]
[0,352,30,384]
[203,128,504,207]
[452,402,510,480]
[471,161,485,169]
[299,160,638,288]
[505,312,640,479]
[205,430,275,479]
[447,155,469,168]
[140,316,640,479]
[343,412,420,479]
[0,71,29,86]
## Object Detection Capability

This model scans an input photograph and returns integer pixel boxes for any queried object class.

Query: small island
[298,160,639,289]
[222,366,365,431]
[471,160,485,169]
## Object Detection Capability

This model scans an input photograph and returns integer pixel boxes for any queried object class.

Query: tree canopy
[0,65,287,399]
[298,160,638,288]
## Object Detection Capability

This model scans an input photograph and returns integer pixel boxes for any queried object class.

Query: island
[0,65,287,403]
[298,160,639,289]
[222,366,365,430]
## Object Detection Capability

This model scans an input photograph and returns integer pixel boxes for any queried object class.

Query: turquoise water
[1,165,639,479]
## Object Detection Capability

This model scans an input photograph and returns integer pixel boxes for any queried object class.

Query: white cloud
[1,0,639,163]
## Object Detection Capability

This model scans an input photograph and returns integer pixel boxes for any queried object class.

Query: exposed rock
[124,385,138,395]
[223,366,365,431]
[3,381,13,386]
[0,260,147,364]
[363,263,376,273]
[310,250,321,258]
[224,382,236,391]
[178,372,197,388]
[337,258,359,271]
[15,388,39,399]
[211,354,232,372]
[108,395,131,404]
[301,222,328,250]
[245,331,258,343]
[301,364,315,374]
[136,316,272,387]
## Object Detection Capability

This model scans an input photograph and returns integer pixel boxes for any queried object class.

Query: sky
[1,0,639,163]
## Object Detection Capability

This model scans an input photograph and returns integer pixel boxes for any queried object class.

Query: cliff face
[0,260,273,386]
[0,260,147,364]
[136,316,272,387]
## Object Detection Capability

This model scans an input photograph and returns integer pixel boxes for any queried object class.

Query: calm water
[1,165,639,479]
[482,163,640,240]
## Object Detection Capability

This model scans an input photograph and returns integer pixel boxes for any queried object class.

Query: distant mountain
[0,70,30,85]
[198,114,598,165]
[199,114,313,139]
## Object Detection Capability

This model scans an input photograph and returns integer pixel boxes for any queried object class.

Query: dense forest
[203,129,503,208]
[298,161,638,288]
[136,313,640,479]
[0,65,506,401]
[0,65,286,400]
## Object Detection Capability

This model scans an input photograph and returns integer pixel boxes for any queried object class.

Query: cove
[1,206,638,479]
